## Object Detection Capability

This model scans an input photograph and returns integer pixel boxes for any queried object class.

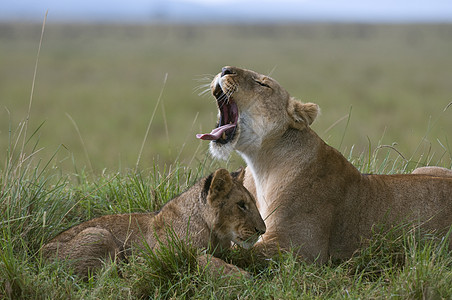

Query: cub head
[196,66,319,160]
[203,168,266,249]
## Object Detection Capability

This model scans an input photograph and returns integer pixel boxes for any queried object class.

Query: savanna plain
[1,22,452,299]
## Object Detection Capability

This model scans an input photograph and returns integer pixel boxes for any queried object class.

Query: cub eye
[255,80,270,88]
[237,200,247,211]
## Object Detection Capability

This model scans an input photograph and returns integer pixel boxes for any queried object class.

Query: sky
[2,0,452,23]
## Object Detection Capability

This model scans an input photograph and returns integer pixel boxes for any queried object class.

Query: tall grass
[0,128,209,298]
[2,102,451,299]
[2,23,452,172]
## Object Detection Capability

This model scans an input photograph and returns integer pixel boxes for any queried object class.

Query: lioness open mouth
[196,84,238,144]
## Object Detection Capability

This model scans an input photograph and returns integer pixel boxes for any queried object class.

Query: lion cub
[42,168,266,277]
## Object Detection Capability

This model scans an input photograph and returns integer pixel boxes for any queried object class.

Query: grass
[1,21,452,299]
[1,22,452,173]
[2,156,452,299]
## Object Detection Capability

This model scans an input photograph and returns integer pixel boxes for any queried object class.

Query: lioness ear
[287,98,319,130]
[230,167,245,184]
[208,168,233,201]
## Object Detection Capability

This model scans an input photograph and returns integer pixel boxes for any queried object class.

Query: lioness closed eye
[197,66,452,262]
[42,168,266,277]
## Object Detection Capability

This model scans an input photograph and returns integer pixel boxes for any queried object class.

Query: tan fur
[205,66,452,262]
[412,166,452,177]
[42,168,266,277]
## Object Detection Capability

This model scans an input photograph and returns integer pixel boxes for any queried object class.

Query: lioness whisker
[217,94,229,106]
[194,74,215,98]
[194,83,212,97]
[224,86,236,104]
[194,74,215,83]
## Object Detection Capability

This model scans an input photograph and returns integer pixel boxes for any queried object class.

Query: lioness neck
[240,127,320,181]
[240,127,361,218]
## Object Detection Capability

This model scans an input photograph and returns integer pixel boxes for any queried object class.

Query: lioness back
[42,168,265,277]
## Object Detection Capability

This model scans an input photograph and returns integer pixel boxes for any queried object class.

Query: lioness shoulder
[42,168,266,277]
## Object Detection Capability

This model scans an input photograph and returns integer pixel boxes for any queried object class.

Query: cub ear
[230,167,245,184]
[287,98,319,130]
[208,168,233,201]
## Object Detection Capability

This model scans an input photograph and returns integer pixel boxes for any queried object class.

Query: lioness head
[204,168,266,249]
[197,66,320,159]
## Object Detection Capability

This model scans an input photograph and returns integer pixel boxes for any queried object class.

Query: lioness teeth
[222,132,226,139]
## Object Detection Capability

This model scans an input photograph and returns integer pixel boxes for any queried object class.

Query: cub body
[42,168,266,276]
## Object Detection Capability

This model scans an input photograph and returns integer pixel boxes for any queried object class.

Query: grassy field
[1,22,452,299]
[1,148,452,299]
[1,22,451,173]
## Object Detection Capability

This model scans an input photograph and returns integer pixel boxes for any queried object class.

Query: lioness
[42,168,266,277]
[197,66,452,262]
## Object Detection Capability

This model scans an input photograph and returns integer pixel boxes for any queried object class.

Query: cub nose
[255,227,266,235]
[221,67,235,77]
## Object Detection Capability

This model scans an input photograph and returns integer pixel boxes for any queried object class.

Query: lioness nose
[221,67,235,77]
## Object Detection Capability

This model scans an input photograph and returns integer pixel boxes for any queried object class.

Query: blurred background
[1,0,452,174]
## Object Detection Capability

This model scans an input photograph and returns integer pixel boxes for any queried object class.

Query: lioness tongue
[196,124,236,141]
